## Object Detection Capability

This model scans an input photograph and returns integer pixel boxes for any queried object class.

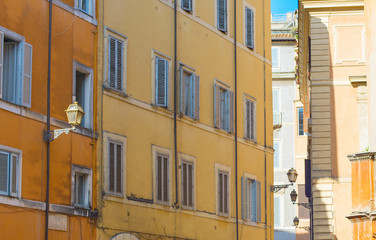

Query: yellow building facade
[96,0,273,239]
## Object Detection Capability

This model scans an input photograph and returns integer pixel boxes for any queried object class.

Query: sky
[271,0,298,14]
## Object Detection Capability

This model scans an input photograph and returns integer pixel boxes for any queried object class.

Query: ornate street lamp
[293,216,300,227]
[290,189,298,203]
[271,167,298,193]
[43,101,85,142]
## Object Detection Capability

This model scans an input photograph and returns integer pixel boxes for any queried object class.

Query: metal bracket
[296,202,312,209]
[270,183,292,193]
[43,127,76,142]
[297,226,310,232]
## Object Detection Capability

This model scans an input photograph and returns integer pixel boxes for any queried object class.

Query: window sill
[214,127,233,136]
[103,86,128,98]
[217,212,230,218]
[244,138,257,145]
[179,114,199,123]
[151,104,173,115]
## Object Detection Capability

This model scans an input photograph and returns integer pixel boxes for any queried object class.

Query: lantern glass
[287,168,298,183]
[65,102,85,127]
[290,189,298,203]
[293,216,299,227]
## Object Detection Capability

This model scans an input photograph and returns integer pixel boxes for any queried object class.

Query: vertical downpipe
[233,0,239,240]
[262,0,268,239]
[45,0,53,239]
[173,0,179,207]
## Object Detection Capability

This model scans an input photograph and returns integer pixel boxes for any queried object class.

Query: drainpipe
[233,0,239,240]
[173,0,178,207]
[45,0,53,239]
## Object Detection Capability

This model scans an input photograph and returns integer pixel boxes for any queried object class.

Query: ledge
[347,152,376,162]
[346,211,376,222]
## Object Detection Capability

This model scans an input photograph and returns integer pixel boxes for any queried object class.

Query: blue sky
[271,0,298,14]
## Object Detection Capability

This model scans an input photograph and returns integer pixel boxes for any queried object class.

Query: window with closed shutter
[179,67,199,119]
[217,0,227,32]
[156,154,169,203]
[245,98,256,140]
[181,0,192,12]
[218,171,229,215]
[298,107,304,135]
[155,57,168,107]
[72,164,92,209]
[181,161,194,208]
[108,141,123,195]
[245,7,254,49]
[0,150,19,197]
[108,36,124,92]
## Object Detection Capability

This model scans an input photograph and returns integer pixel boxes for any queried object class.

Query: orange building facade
[0,0,97,239]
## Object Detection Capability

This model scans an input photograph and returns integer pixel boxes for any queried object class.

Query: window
[214,82,234,132]
[71,165,92,209]
[0,29,32,108]
[272,47,280,68]
[156,153,169,204]
[298,184,309,219]
[181,0,192,12]
[155,57,169,107]
[0,150,20,197]
[298,107,304,136]
[274,141,280,168]
[218,171,229,215]
[273,88,281,125]
[241,177,261,222]
[73,61,93,129]
[76,0,94,16]
[108,140,123,196]
[217,0,227,32]
[179,66,199,119]
[244,97,256,141]
[181,161,194,208]
[107,35,125,93]
[274,195,283,228]
[245,7,255,49]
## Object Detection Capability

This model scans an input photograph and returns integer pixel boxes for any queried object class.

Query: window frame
[179,153,196,210]
[75,0,96,17]
[71,164,92,209]
[104,28,127,94]
[241,173,261,223]
[179,63,200,120]
[152,145,172,206]
[214,80,234,133]
[244,94,257,141]
[152,51,171,109]
[215,163,231,217]
[0,26,32,108]
[72,60,93,129]
[0,145,22,199]
[272,46,280,69]
[244,5,256,50]
[103,131,127,198]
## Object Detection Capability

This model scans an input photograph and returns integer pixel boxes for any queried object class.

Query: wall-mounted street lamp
[270,168,298,193]
[43,101,85,142]
[290,189,312,209]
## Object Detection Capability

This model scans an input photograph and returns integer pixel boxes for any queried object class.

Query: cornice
[347,152,376,162]
[301,0,364,9]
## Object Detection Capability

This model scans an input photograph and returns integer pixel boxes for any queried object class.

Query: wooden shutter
[241,177,247,219]
[10,154,18,197]
[229,91,234,133]
[218,172,223,213]
[252,180,257,222]
[108,37,124,91]
[194,75,200,120]
[223,173,228,214]
[163,156,168,202]
[116,143,122,194]
[257,181,261,222]
[109,142,115,193]
[116,39,124,91]
[179,66,185,114]
[217,0,227,32]
[188,163,193,207]
[214,83,220,128]
[0,31,3,99]
[22,42,32,107]
[246,8,254,49]
[245,100,250,139]
[0,152,9,194]
[251,101,256,140]
[181,0,192,12]
[155,57,168,107]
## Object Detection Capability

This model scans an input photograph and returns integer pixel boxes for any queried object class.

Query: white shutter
[0,31,3,99]
[22,42,32,108]
[194,75,200,120]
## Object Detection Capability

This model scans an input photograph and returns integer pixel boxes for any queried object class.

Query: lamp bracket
[295,202,312,209]
[297,226,310,232]
[43,127,76,142]
[270,183,292,193]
